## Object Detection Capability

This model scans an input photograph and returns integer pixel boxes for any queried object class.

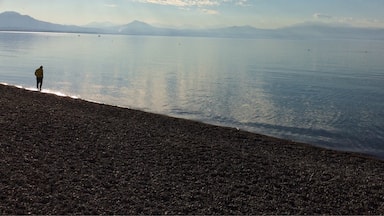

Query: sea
[1,31,384,158]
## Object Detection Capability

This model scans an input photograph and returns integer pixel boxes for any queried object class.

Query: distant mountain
[205,25,274,38]
[112,20,170,35]
[110,22,274,38]
[278,22,384,40]
[0,11,99,33]
[1,11,383,40]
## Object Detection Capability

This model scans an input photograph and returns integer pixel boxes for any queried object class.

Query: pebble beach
[1,84,384,214]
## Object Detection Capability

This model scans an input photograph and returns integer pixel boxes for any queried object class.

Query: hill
[1,11,383,39]
[0,11,98,33]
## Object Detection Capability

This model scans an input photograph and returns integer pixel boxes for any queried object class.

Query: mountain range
[1,11,383,40]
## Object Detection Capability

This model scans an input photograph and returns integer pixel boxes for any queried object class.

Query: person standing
[35,65,44,91]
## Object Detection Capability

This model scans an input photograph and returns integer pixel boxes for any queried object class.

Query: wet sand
[1,84,384,214]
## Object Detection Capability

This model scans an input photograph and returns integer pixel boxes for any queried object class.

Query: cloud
[137,0,249,8]
[138,0,220,7]
[312,13,384,28]
[137,0,247,16]
[234,0,250,6]
[104,4,117,8]
[201,8,219,15]
[313,13,333,19]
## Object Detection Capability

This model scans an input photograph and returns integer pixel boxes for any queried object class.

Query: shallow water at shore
[1,32,384,157]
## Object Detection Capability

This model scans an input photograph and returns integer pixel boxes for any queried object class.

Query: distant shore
[1,84,384,214]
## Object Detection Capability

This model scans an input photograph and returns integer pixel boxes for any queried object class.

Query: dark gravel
[1,84,384,215]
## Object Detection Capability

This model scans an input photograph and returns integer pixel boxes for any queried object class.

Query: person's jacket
[35,68,43,78]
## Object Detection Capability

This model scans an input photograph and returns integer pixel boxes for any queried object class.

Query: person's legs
[37,78,43,91]
[39,78,43,91]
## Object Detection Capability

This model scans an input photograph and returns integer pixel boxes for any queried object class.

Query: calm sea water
[1,31,384,157]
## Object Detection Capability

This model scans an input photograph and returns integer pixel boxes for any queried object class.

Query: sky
[1,0,384,29]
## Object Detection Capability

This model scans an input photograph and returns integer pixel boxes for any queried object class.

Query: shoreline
[1,84,384,214]
[4,83,381,160]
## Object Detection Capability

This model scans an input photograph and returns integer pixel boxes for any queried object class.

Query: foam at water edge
[1,83,79,99]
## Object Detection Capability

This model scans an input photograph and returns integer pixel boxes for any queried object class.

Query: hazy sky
[1,0,384,28]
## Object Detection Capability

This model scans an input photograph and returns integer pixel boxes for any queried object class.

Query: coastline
[1,83,384,214]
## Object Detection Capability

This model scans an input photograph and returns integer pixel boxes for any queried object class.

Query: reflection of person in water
[35,65,44,91]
